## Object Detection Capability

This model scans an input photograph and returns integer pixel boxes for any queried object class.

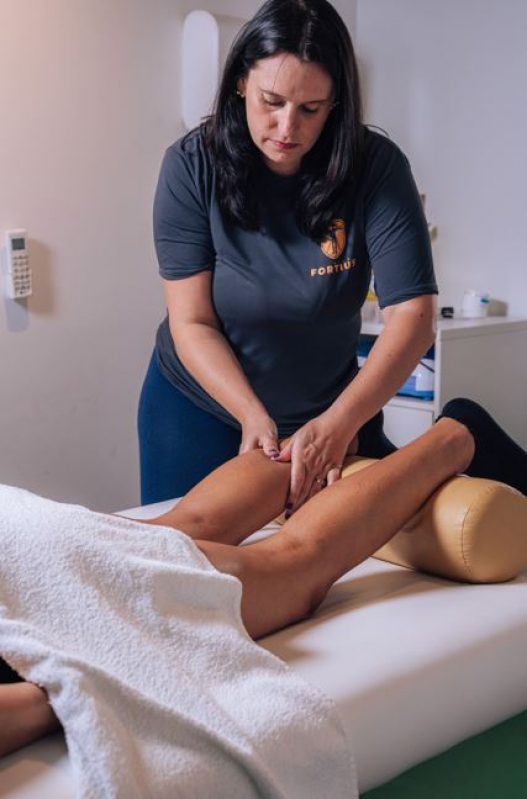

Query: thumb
[326,465,342,486]
[274,441,292,462]
[262,436,280,458]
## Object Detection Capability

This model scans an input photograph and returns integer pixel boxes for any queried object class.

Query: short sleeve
[363,135,438,308]
[153,138,215,280]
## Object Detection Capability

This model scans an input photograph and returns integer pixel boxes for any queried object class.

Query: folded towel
[0,484,357,798]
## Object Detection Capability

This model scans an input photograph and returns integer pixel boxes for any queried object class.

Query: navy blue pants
[137,352,396,505]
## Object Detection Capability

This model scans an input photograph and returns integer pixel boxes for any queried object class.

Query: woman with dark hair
[138,0,437,512]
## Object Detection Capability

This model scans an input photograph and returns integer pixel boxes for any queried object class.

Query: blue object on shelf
[358,338,435,401]
[397,360,435,400]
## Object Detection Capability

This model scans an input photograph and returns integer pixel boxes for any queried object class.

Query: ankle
[435,417,475,473]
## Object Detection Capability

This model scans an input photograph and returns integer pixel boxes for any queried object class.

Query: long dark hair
[203,0,363,242]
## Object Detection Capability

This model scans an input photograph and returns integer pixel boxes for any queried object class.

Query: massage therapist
[138,0,437,512]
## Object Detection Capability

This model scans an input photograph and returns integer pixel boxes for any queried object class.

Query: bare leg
[0,682,59,757]
[143,448,292,545]
[196,419,474,638]
[0,422,471,757]
[144,435,359,546]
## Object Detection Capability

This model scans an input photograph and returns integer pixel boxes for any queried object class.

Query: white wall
[0,0,183,510]
[174,0,356,36]
[356,0,527,316]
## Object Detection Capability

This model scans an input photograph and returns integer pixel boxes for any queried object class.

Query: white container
[461,290,490,318]
[414,358,435,394]
[361,299,381,323]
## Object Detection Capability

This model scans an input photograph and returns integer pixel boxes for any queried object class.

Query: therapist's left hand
[272,414,357,517]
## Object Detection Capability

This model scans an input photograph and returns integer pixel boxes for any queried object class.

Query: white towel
[0,484,357,799]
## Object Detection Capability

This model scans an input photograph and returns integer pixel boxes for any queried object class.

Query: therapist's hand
[273,414,357,517]
[239,412,280,457]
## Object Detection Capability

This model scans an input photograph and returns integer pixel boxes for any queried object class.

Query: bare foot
[0,681,60,758]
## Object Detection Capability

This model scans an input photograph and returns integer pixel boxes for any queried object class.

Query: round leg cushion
[341,456,527,583]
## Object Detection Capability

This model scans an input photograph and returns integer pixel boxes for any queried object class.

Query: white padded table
[2,500,527,797]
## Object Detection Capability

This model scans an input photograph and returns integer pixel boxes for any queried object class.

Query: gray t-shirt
[154,126,437,437]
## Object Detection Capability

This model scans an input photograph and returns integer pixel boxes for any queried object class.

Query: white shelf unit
[360,316,527,448]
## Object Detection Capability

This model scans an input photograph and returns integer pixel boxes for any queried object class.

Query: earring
[236,90,245,99]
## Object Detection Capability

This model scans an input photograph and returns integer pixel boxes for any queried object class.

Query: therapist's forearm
[172,322,266,424]
[329,299,437,438]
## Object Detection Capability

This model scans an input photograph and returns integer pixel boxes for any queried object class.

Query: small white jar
[462,290,490,318]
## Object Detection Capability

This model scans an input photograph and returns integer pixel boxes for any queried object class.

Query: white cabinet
[360,317,527,449]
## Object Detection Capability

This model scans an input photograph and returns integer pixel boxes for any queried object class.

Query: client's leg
[197,418,474,639]
[0,682,59,757]
[0,420,472,759]
[143,447,292,545]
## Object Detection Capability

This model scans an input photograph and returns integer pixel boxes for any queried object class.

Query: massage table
[2,490,527,798]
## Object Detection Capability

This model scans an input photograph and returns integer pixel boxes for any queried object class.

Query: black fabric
[153,125,437,437]
[357,410,398,459]
[0,655,23,683]
[439,398,527,496]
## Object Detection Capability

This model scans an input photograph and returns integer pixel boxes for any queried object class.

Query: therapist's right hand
[239,412,280,457]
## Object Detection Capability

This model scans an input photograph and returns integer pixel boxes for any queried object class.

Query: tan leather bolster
[342,457,527,583]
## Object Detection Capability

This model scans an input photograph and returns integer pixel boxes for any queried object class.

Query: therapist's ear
[236,78,247,98]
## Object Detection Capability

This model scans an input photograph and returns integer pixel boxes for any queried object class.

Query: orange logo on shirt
[321,219,346,260]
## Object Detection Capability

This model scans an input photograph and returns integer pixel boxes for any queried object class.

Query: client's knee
[166,503,220,541]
